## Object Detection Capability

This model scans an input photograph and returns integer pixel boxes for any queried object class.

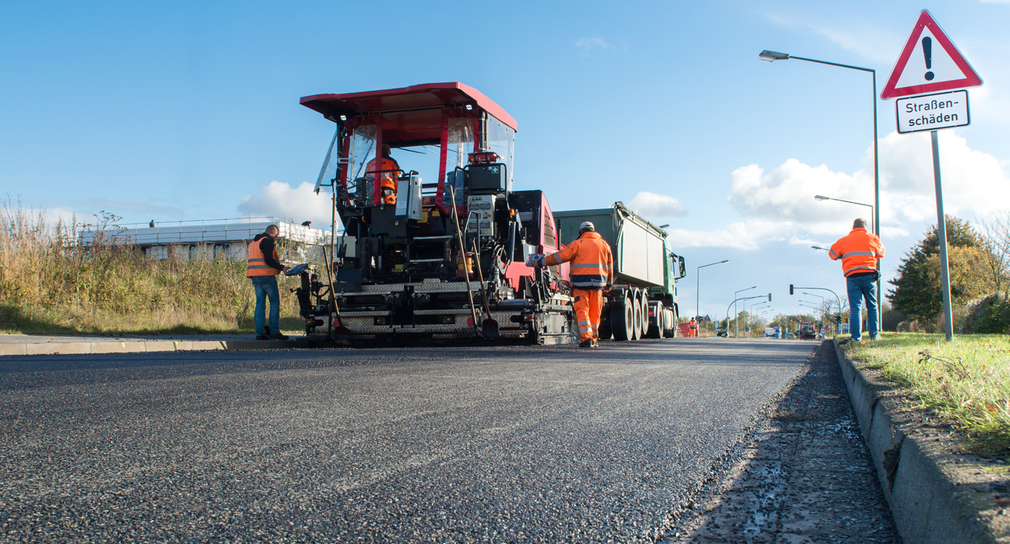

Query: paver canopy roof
[300,82,517,145]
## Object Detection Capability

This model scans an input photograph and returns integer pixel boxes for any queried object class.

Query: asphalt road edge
[0,338,297,356]
[833,338,1009,544]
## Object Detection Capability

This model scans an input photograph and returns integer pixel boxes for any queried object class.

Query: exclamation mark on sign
[922,36,934,81]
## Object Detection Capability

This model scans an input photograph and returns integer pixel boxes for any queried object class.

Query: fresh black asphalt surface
[2,338,820,542]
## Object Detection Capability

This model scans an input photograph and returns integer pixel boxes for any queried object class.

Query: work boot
[591,338,599,348]
[270,333,289,341]
[256,334,269,341]
[579,339,593,348]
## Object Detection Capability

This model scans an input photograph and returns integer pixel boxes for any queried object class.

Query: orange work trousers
[574,288,604,342]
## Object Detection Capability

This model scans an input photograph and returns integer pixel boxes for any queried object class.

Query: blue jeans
[252,276,280,336]
[846,274,878,341]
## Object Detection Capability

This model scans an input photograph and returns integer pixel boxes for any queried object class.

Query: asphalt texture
[661,340,901,543]
[2,338,831,542]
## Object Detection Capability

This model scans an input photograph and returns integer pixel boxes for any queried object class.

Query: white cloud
[718,130,1010,249]
[627,191,686,221]
[238,181,334,228]
[574,37,616,57]
[667,219,794,250]
[727,159,868,237]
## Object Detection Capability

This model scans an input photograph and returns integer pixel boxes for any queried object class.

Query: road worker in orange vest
[689,317,698,337]
[246,224,289,341]
[829,218,885,342]
[365,144,402,205]
[532,221,613,348]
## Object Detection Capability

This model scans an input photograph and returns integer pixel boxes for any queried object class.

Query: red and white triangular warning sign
[880,10,982,99]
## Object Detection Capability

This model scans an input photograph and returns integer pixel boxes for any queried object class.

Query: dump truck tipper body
[554,202,686,340]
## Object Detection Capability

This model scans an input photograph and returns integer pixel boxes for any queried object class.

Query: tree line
[888,214,1010,333]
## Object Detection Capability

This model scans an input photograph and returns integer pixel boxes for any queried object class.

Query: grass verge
[844,333,1010,455]
[0,199,305,336]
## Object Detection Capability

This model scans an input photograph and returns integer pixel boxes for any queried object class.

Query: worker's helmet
[579,221,595,233]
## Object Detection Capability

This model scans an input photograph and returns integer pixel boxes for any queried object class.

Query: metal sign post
[930,131,954,340]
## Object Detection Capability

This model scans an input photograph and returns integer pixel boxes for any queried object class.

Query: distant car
[798,322,817,340]
[784,332,796,339]
[716,329,728,337]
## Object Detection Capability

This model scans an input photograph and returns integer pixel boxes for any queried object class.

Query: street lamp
[811,245,829,252]
[814,195,875,233]
[762,50,881,338]
[696,259,730,329]
[750,302,771,332]
[734,285,757,338]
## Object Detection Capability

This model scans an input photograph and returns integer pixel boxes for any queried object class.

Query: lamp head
[814,195,829,201]
[759,50,790,62]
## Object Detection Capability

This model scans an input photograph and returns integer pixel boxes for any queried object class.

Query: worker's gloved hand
[604,283,612,292]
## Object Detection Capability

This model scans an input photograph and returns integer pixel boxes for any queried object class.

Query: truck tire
[632,289,643,340]
[646,301,663,338]
[612,293,634,341]
[639,293,650,339]
[663,308,677,338]
[598,307,612,340]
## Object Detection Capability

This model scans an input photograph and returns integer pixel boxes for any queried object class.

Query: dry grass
[0,198,301,335]
[846,333,1010,454]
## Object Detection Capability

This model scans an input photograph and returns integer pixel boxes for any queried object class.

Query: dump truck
[295,82,575,344]
[554,203,686,340]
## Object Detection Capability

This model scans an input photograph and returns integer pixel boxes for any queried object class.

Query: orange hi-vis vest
[365,157,401,205]
[246,238,281,277]
[544,231,614,289]
[829,228,885,277]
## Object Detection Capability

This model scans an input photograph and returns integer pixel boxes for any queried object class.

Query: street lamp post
[696,260,730,331]
[724,293,771,339]
[761,50,881,338]
[750,302,771,332]
[734,285,757,338]
[814,195,875,233]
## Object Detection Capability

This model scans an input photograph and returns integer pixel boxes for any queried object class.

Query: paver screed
[661,341,902,543]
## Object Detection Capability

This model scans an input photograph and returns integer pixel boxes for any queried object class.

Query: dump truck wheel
[631,290,643,340]
[663,308,678,338]
[612,293,634,341]
[646,301,663,339]
[638,292,650,339]
[598,308,612,340]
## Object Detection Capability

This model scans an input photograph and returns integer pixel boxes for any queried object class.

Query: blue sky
[3,0,1008,323]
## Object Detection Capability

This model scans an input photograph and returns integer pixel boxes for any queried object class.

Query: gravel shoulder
[660,340,901,543]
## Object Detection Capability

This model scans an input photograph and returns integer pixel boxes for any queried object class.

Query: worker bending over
[534,221,613,348]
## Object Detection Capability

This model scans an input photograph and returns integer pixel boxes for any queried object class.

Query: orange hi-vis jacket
[544,231,614,289]
[365,157,402,205]
[829,227,885,277]
[246,237,281,277]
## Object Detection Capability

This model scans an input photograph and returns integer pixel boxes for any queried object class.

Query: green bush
[962,293,1010,335]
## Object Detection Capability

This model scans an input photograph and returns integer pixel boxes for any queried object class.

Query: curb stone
[833,338,1010,544]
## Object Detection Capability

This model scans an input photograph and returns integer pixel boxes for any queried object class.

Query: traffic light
[768,293,772,302]
[789,284,794,295]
